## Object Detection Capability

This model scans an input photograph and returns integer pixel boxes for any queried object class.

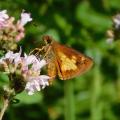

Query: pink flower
[0,10,32,42]
[19,12,32,26]
[15,32,25,41]
[0,50,50,95]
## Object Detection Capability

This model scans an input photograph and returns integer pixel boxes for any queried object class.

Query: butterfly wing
[43,45,58,83]
[47,61,57,83]
[52,41,93,80]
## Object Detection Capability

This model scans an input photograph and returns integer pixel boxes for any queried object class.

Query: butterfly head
[42,35,53,45]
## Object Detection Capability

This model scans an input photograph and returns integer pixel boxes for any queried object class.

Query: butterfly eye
[43,35,52,45]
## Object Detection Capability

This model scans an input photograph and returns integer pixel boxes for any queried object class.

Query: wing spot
[58,52,77,71]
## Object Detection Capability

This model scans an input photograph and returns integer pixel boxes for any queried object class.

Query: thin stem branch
[0,98,9,120]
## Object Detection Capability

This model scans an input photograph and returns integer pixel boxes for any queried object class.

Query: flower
[19,12,32,26]
[0,10,32,43]
[113,13,120,29]
[25,75,50,95]
[0,50,50,95]
[106,30,114,44]
[0,48,22,64]
[0,10,9,29]
[22,54,49,95]
[0,10,9,21]
[5,50,21,62]
[15,12,32,41]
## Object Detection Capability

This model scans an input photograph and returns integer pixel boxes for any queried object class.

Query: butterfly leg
[29,47,45,57]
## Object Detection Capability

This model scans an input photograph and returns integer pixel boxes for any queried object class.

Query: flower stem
[64,80,75,120]
[90,66,103,120]
[0,97,9,120]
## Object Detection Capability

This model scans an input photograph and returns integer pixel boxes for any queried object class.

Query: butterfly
[33,35,93,82]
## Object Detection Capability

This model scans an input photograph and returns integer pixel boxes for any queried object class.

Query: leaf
[16,91,43,104]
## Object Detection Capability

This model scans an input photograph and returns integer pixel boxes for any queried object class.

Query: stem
[0,98,9,120]
[64,80,75,120]
[117,61,120,100]
[90,66,103,120]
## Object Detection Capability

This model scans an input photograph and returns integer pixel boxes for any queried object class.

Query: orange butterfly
[33,35,93,82]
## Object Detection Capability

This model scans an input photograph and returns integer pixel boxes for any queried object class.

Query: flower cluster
[106,13,120,44]
[0,9,50,97]
[0,10,32,50]
[0,50,50,95]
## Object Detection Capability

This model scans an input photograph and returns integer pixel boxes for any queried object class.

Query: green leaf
[16,91,43,104]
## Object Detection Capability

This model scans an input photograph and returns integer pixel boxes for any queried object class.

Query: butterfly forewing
[51,41,93,80]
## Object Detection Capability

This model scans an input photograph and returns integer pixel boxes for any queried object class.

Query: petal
[20,12,32,26]
[32,59,47,71]
[25,74,50,95]
[34,80,41,91]
[25,82,35,95]
[38,75,50,80]
[38,59,47,69]
[27,89,34,95]
[5,51,13,59]
[25,55,37,65]
[4,49,22,63]
[0,10,9,21]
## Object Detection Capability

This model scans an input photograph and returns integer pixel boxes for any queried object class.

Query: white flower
[31,59,46,71]
[22,54,50,95]
[0,10,9,29]
[19,12,32,26]
[0,10,9,21]
[23,55,49,95]
[25,75,50,95]
[21,53,49,95]
[113,14,120,29]
[6,51,21,62]
[23,54,47,71]
[0,50,21,64]
[24,54,39,66]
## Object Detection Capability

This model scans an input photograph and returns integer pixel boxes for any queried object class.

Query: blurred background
[0,0,120,120]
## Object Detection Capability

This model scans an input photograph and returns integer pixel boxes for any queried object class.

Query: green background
[0,0,120,120]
